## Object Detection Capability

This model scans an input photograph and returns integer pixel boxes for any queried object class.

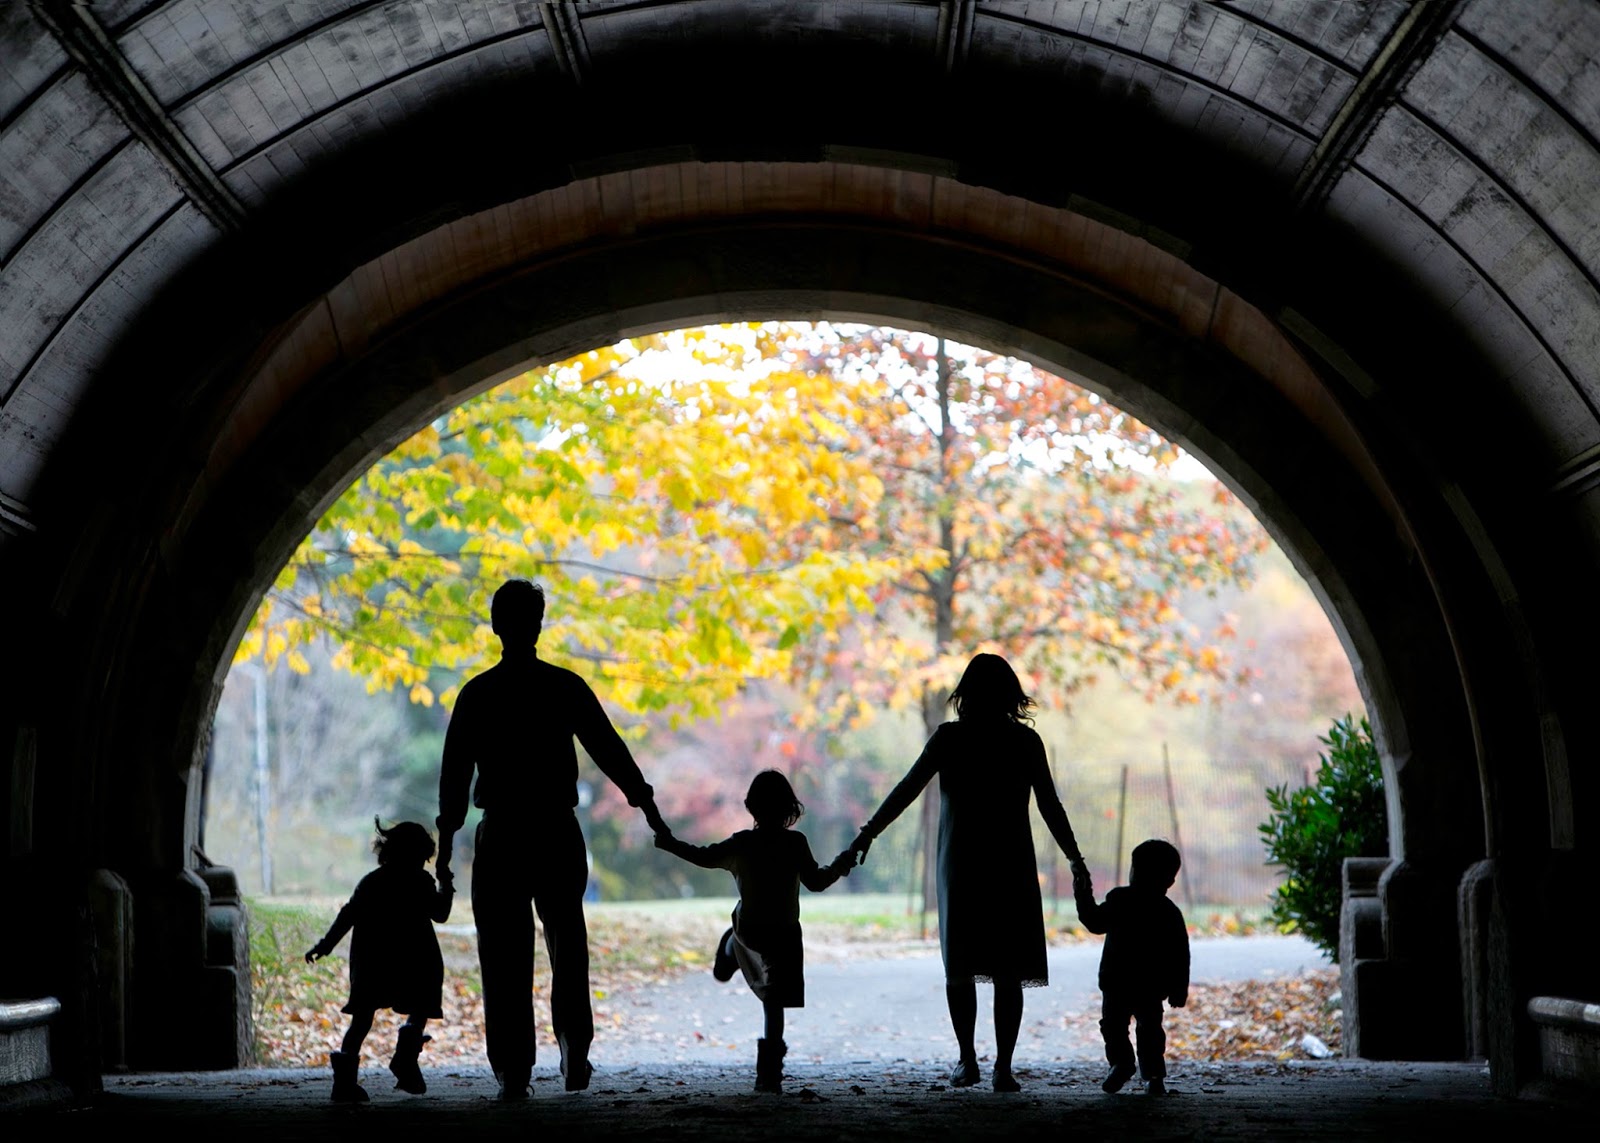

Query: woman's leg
[340,1009,374,1056]
[945,979,980,1083]
[992,978,1023,1091]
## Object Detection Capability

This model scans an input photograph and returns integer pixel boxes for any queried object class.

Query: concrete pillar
[1378,859,1465,1059]
[1458,859,1494,1060]
[1340,857,1389,1058]
[86,870,132,1070]
[198,866,254,1068]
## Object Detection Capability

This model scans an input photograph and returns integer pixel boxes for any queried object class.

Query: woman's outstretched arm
[851,728,945,861]
[1028,735,1084,863]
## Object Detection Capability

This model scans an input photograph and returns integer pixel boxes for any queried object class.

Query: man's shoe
[712,928,738,982]
[1102,1063,1135,1093]
[1146,1078,1167,1096]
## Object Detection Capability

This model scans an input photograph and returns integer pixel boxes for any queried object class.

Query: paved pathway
[592,934,1331,1068]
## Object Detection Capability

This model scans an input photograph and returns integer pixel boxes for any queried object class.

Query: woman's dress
[863,718,1080,987]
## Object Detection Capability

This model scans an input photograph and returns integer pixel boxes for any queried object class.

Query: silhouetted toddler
[305,818,455,1102]
[654,770,854,1092]
[1072,839,1190,1096]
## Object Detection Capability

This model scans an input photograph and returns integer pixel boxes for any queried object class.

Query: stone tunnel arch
[52,163,1499,1076]
[6,0,1597,1102]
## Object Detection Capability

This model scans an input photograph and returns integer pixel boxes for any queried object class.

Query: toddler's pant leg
[1132,1000,1168,1080]
[1100,992,1136,1071]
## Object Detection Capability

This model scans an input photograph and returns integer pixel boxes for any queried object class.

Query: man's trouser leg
[534,814,595,1076]
[473,820,536,1082]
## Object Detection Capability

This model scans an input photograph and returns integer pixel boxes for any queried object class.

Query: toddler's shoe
[1102,1062,1135,1093]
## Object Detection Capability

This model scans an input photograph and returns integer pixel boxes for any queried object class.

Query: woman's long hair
[947,653,1036,723]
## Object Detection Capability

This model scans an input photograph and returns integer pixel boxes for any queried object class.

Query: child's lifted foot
[1102,1062,1135,1093]
[712,928,738,983]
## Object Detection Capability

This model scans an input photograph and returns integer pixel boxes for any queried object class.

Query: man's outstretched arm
[571,676,662,829]
[437,688,476,870]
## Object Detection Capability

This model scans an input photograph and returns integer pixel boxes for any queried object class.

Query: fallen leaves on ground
[1061,968,1342,1062]
[255,906,1335,1069]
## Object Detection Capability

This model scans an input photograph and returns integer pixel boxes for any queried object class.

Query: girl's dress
[657,827,841,1007]
[316,863,455,1016]
[862,717,1080,988]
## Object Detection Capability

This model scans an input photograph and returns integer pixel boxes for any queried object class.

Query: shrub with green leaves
[1259,715,1388,962]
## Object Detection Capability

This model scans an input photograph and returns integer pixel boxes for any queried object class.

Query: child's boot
[755,1037,786,1093]
[712,928,738,982]
[330,1050,369,1103]
[389,1024,430,1094]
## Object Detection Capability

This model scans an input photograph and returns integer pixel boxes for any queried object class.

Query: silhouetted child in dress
[305,818,455,1102]
[1072,839,1190,1096]
[654,770,854,1092]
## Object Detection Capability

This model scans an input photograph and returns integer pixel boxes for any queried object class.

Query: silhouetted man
[437,580,664,1099]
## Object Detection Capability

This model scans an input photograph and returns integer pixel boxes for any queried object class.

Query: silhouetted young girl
[654,770,854,1092]
[305,818,455,1102]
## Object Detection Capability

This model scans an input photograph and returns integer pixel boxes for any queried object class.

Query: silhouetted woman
[848,653,1083,1092]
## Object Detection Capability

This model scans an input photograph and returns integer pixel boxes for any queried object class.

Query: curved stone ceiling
[3,0,1599,534]
[3,0,1598,1088]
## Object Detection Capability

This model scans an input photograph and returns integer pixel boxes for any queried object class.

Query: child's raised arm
[304,895,360,963]
[430,867,456,923]
[654,828,734,870]
[1071,859,1109,934]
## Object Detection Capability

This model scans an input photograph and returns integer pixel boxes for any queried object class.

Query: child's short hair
[373,818,436,865]
[1131,838,1181,884]
[745,770,805,828]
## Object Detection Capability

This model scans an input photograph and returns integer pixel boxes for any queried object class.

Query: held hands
[1168,991,1188,1009]
[825,850,856,878]
[846,830,873,867]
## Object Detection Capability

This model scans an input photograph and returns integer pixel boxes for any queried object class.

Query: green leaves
[237,322,1269,735]
[1258,715,1388,962]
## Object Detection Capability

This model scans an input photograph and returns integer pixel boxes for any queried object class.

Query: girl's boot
[754,1038,786,1093]
[330,1050,369,1103]
[389,1025,430,1094]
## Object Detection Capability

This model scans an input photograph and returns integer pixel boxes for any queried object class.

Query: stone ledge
[1529,996,1600,1090]
[1,996,59,1088]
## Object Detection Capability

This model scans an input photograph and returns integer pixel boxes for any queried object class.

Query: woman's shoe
[949,1058,980,1087]
[992,1067,1020,1093]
